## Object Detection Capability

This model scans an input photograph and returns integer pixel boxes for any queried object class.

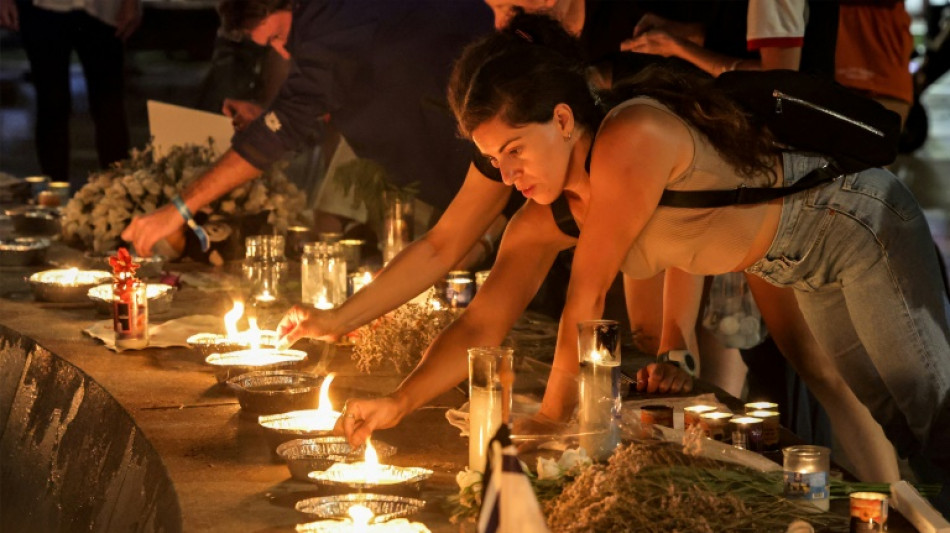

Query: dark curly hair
[217,0,290,34]
[448,12,778,181]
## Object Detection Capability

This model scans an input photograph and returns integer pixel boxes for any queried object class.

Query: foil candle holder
[29,268,112,303]
[277,437,397,482]
[88,283,174,315]
[186,301,280,356]
[577,320,621,461]
[295,493,424,523]
[296,503,431,533]
[205,348,307,383]
[307,439,432,490]
[259,373,342,450]
[227,370,325,417]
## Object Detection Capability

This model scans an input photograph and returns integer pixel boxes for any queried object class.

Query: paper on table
[84,314,223,351]
[147,100,233,158]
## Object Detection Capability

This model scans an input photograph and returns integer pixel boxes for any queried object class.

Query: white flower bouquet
[61,142,306,253]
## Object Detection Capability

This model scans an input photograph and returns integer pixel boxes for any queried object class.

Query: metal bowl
[307,463,432,491]
[4,206,61,237]
[258,409,341,453]
[204,349,307,383]
[84,250,166,279]
[226,370,324,417]
[295,493,424,522]
[0,237,49,266]
[186,331,280,358]
[87,282,175,315]
[276,437,397,482]
[29,269,112,303]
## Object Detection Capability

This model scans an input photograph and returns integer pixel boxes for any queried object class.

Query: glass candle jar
[730,416,764,452]
[783,445,831,511]
[114,278,148,350]
[302,242,347,309]
[467,346,513,473]
[577,320,621,461]
[684,405,717,429]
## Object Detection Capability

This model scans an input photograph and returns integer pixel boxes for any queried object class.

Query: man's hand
[222,99,264,131]
[121,204,184,257]
[334,396,408,447]
[114,0,141,41]
[620,28,681,56]
[636,362,693,394]
[1,0,18,31]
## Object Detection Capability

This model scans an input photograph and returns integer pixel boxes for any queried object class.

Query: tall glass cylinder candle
[467,346,513,473]
[577,320,621,461]
[783,445,831,511]
[302,242,347,309]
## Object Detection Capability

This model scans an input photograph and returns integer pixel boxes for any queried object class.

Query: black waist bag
[659,69,903,208]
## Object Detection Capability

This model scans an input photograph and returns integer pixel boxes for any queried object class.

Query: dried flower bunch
[350,297,460,374]
[61,143,305,252]
[545,442,847,533]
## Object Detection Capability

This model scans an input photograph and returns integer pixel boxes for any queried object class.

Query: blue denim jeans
[746,153,950,473]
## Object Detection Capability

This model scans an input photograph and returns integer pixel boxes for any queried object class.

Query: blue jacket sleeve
[231,0,378,170]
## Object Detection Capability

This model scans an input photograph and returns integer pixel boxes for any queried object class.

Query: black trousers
[17,3,130,191]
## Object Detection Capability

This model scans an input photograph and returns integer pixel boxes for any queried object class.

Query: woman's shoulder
[596,98,692,153]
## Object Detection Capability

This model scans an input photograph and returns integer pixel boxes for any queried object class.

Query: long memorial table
[0,251,920,532]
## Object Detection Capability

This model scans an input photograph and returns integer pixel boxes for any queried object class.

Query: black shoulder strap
[551,194,580,238]
[657,165,842,208]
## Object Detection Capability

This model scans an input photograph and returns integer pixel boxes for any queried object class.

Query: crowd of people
[6,0,948,515]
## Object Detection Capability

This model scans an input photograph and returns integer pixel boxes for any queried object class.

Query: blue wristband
[170,195,209,252]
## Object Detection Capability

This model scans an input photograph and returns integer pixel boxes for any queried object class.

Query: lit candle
[577,320,621,461]
[683,405,718,429]
[348,270,374,295]
[744,401,779,412]
[296,504,431,533]
[308,438,433,487]
[698,412,732,441]
[314,295,334,310]
[729,416,764,451]
[259,374,341,431]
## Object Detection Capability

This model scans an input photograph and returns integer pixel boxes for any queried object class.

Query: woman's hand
[636,362,693,394]
[276,305,340,348]
[334,396,409,447]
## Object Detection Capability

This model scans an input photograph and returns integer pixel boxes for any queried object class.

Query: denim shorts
[746,152,950,469]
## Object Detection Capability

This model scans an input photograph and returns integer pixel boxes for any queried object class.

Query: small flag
[477,424,550,533]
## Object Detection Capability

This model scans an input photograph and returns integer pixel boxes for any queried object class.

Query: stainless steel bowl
[29,269,112,303]
[294,493,424,521]
[0,237,50,266]
[87,283,175,315]
[4,206,61,237]
[226,370,324,417]
[276,437,397,481]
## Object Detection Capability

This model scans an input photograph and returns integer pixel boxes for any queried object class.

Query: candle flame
[246,317,261,350]
[62,267,80,284]
[224,301,244,338]
[315,295,334,310]
[591,348,610,364]
[431,299,443,311]
[347,504,374,526]
[364,438,379,466]
[317,373,336,412]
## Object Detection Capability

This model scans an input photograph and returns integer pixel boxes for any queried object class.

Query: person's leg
[747,274,900,482]
[16,2,73,183]
[73,11,130,179]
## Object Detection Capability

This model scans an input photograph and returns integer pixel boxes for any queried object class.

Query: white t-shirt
[747,0,807,51]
